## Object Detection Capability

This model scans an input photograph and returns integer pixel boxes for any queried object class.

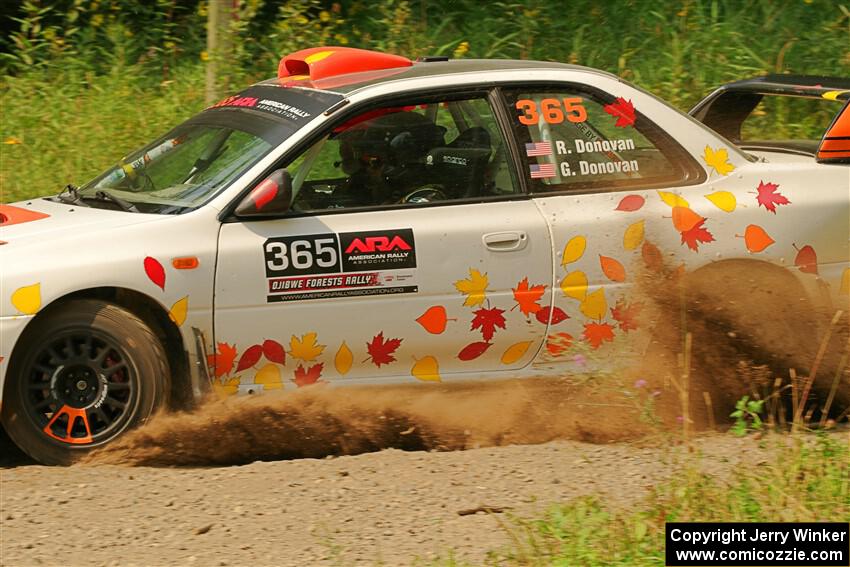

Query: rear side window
[502,86,701,193]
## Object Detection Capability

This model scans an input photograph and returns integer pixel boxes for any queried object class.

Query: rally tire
[2,299,169,465]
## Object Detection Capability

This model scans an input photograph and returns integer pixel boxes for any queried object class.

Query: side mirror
[235,169,292,217]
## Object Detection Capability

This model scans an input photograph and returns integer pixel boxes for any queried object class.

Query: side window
[286,95,519,212]
[503,87,698,193]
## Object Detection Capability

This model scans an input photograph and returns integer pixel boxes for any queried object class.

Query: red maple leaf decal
[755,181,790,213]
[293,363,324,387]
[365,332,402,367]
[583,322,615,349]
[207,342,237,378]
[235,344,263,372]
[471,307,506,342]
[536,306,569,325]
[610,300,641,332]
[680,219,715,252]
[512,277,546,316]
[603,97,636,128]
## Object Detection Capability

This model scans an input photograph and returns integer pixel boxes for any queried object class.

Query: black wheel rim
[22,330,138,446]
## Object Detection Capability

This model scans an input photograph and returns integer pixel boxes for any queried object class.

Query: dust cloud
[83,260,848,467]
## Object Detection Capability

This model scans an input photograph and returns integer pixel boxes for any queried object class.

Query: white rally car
[1,47,848,464]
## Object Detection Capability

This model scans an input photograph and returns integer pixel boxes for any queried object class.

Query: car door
[213,91,553,393]
[497,83,711,373]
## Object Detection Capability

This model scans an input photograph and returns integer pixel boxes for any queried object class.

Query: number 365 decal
[516,98,587,125]
[263,229,417,278]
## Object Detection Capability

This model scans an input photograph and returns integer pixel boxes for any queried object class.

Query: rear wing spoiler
[689,74,850,164]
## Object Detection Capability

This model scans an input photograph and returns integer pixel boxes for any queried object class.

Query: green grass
[430,433,849,566]
[2,0,848,204]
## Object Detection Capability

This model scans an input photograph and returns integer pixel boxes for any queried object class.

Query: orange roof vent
[278,47,412,81]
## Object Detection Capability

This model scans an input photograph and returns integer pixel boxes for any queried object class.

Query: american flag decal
[525,141,552,156]
[529,163,557,179]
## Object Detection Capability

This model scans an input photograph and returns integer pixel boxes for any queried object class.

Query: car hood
[0,199,166,249]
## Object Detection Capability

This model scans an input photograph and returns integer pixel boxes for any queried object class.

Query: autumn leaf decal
[546,332,573,356]
[455,268,489,307]
[143,256,166,291]
[207,342,237,379]
[236,344,263,372]
[471,307,506,342]
[457,341,492,361]
[262,339,286,364]
[293,363,324,387]
[703,145,735,176]
[755,181,790,213]
[365,332,402,367]
[416,306,450,334]
[289,332,325,362]
[611,300,641,332]
[603,97,636,127]
[615,194,645,212]
[583,322,615,349]
[793,244,818,274]
[680,219,715,252]
[512,277,546,316]
[536,306,569,325]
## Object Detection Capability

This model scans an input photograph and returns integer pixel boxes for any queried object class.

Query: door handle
[483,231,528,252]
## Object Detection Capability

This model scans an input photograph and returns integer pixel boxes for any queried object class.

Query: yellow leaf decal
[254,363,282,390]
[823,90,850,101]
[334,341,353,375]
[703,145,735,176]
[657,190,690,208]
[454,268,489,307]
[840,268,850,295]
[560,271,588,300]
[561,235,587,266]
[289,332,325,362]
[411,355,441,382]
[168,296,188,326]
[213,377,240,399]
[623,220,645,251]
[11,282,40,315]
[580,288,607,320]
[705,191,737,212]
[501,341,533,365]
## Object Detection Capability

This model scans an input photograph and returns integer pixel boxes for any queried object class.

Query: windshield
[81,122,273,214]
[75,84,345,214]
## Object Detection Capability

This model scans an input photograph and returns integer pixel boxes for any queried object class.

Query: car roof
[259,58,618,95]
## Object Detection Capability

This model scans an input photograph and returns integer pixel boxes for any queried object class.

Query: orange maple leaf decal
[545,332,573,356]
[471,307,506,342]
[365,332,402,367]
[603,97,636,127]
[208,342,237,379]
[583,322,615,349]
[611,300,641,332]
[293,363,324,387]
[512,277,546,316]
[755,181,790,213]
[680,219,715,252]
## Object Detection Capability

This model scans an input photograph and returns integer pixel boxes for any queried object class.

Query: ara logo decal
[344,235,412,254]
[340,229,416,271]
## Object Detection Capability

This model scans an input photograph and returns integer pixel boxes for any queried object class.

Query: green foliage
[1,0,849,202]
[730,395,766,436]
[462,434,849,565]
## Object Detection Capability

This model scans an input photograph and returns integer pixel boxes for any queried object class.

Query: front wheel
[2,299,169,465]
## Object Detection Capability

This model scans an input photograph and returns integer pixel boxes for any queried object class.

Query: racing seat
[425,126,492,198]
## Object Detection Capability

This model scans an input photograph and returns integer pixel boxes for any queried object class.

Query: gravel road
[1,433,782,567]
